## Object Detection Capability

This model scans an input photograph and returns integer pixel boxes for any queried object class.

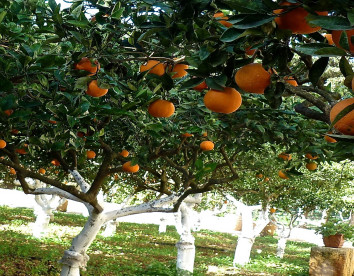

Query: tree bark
[101,219,119,237]
[60,212,106,276]
[176,194,201,275]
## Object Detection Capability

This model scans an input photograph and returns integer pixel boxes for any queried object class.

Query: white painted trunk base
[277,237,287,258]
[101,220,118,237]
[233,237,254,266]
[176,240,195,275]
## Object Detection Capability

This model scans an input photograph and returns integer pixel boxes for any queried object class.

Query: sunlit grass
[0,205,314,275]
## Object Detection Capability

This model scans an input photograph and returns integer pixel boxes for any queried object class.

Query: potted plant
[315,219,354,248]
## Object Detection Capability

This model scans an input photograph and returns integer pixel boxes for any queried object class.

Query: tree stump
[309,246,354,276]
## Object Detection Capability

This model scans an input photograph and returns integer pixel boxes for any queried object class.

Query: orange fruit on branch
[74,57,100,76]
[38,168,46,174]
[202,132,208,137]
[278,170,289,179]
[270,207,276,213]
[235,63,271,94]
[306,162,317,171]
[329,98,354,135]
[204,87,242,114]
[9,168,16,175]
[170,64,189,79]
[278,152,292,161]
[284,76,298,87]
[86,80,108,97]
[15,148,27,155]
[148,99,175,118]
[245,46,256,56]
[200,141,214,151]
[120,149,129,157]
[193,81,208,91]
[4,109,13,116]
[274,2,328,34]
[256,173,263,178]
[0,140,6,149]
[51,159,60,166]
[324,34,334,45]
[140,60,166,76]
[86,150,96,159]
[122,161,140,173]
[332,30,354,53]
[324,133,337,143]
[213,12,232,28]
[182,133,193,138]
[48,120,57,124]
[305,153,318,160]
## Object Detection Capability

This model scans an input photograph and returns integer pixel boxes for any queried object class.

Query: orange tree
[0,0,353,274]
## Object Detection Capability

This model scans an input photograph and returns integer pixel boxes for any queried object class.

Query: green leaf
[70,4,83,19]
[67,115,77,128]
[348,10,354,26]
[314,47,348,57]
[199,45,213,61]
[309,57,329,86]
[206,77,224,90]
[338,31,350,51]
[307,15,352,30]
[232,14,275,29]
[52,141,65,151]
[75,77,91,90]
[180,78,204,90]
[329,103,354,130]
[67,20,89,28]
[111,7,125,20]
[195,159,203,170]
[309,57,329,87]
[140,21,165,28]
[0,10,7,24]
[0,94,16,110]
[209,51,229,67]
[339,57,353,77]
[220,28,243,42]
[48,0,57,12]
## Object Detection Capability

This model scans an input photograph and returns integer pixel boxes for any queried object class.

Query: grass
[0,205,314,275]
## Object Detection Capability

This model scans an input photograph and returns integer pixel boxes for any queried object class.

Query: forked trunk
[101,219,119,237]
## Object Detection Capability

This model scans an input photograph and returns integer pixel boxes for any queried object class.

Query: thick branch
[294,102,329,123]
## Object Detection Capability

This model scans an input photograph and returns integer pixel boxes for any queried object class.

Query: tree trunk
[176,203,195,275]
[101,219,119,237]
[176,194,201,275]
[233,203,269,266]
[349,212,354,226]
[159,216,167,233]
[60,212,106,276]
[33,193,63,238]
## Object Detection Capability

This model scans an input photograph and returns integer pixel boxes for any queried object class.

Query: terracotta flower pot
[323,234,344,248]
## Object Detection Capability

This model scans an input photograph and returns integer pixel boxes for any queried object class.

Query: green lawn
[0,206,313,275]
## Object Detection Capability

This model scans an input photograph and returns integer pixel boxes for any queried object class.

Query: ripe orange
[332,30,354,53]
[122,161,140,173]
[48,120,57,124]
[306,162,317,171]
[16,148,27,155]
[200,141,214,151]
[9,168,16,175]
[51,159,60,166]
[87,150,96,159]
[324,34,334,45]
[324,133,337,143]
[74,57,100,76]
[0,140,6,149]
[235,63,271,94]
[4,109,13,116]
[270,207,276,213]
[120,149,129,157]
[264,177,270,182]
[182,133,193,138]
[148,99,175,118]
[140,60,166,76]
[329,98,354,135]
[114,174,119,180]
[193,81,208,91]
[86,80,108,97]
[202,132,208,137]
[305,153,318,160]
[204,87,242,114]
[214,12,232,28]
[245,46,256,56]
[256,173,263,178]
[274,2,328,34]
[278,170,289,179]
[38,168,46,174]
[278,152,292,161]
[170,64,189,79]
[284,76,298,87]
[11,129,19,135]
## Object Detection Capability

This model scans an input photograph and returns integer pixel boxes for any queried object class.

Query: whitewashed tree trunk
[101,219,119,237]
[227,197,269,266]
[350,212,354,226]
[276,214,297,258]
[159,217,167,233]
[60,212,106,276]
[176,194,202,275]
[32,180,65,238]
